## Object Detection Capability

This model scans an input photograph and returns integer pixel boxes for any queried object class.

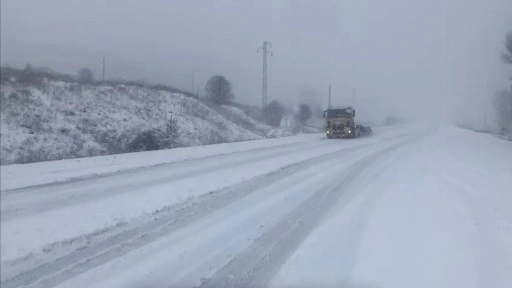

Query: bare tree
[24,63,33,72]
[78,68,94,83]
[503,31,512,64]
[263,100,284,127]
[205,75,234,105]
[495,31,512,135]
[494,88,512,134]
[296,104,312,126]
[128,129,161,152]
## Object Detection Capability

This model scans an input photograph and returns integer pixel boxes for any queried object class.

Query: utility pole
[257,41,273,108]
[328,85,332,109]
[352,88,356,107]
[192,72,195,95]
[102,57,105,81]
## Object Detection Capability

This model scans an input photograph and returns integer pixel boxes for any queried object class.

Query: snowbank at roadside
[0,133,317,191]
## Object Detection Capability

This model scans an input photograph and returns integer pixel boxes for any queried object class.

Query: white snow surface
[1,124,511,288]
[0,133,313,191]
[0,80,282,165]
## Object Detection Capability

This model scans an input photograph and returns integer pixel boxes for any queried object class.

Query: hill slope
[0,73,281,164]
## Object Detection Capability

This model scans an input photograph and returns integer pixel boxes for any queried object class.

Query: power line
[328,85,332,109]
[257,41,272,108]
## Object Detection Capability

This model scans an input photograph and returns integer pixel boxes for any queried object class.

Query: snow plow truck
[323,106,372,139]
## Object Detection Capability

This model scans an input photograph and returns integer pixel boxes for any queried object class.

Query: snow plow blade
[357,125,373,137]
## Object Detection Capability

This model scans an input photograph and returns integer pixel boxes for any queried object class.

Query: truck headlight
[326,130,330,134]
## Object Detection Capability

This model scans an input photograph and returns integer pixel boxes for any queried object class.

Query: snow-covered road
[1,125,511,288]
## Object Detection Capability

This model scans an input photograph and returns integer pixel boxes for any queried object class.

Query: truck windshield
[327,110,352,118]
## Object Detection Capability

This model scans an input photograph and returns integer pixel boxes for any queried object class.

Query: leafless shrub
[204,129,227,145]
[77,68,94,83]
[263,100,284,127]
[20,113,44,134]
[128,129,162,152]
[182,100,210,119]
[63,109,76,116]
[502,30,512,64]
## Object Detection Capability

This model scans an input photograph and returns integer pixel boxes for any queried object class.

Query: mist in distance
[2,0,511,124]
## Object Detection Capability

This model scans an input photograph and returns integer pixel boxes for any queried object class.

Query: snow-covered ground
[0,133,316,191]
[0,79,282,165]
[1,124,511,288]
[272,126,512,288]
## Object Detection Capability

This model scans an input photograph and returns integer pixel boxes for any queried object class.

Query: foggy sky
[2,0,511,123]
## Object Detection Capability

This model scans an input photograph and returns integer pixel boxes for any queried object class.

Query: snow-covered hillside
[0,77,282,164]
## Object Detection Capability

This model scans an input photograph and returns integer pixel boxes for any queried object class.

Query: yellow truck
[323,106,371,139]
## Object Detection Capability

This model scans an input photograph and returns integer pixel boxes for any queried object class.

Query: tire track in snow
[0,138,400,288]
[0,138,324,194]
[1,138,335,220]
[198,139,413,288]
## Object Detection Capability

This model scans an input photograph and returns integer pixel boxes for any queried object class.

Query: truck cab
[323,107,358,139]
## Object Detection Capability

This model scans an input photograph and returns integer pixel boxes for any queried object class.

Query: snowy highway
[1,125,511,288]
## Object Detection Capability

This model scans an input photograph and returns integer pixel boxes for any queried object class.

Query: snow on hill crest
[0,77,282,165]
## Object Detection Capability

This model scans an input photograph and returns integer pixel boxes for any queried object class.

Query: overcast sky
[2,0,511,123]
